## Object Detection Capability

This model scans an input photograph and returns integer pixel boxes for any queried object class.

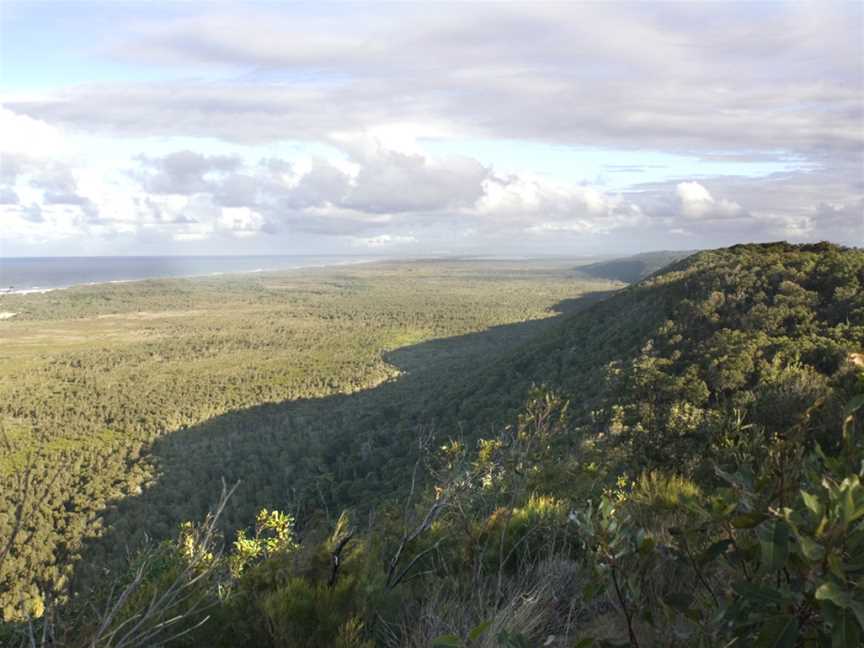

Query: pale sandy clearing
[95,309,208,320]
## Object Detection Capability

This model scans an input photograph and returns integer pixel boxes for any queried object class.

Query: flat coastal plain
[0,258,618,613]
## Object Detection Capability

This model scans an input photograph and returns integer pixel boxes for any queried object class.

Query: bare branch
[328,532,355,587]
[386,495,449,589]
[389,536,448,590]
[85,480,239,648]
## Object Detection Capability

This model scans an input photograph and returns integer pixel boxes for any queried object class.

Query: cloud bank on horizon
[0,1,861,256]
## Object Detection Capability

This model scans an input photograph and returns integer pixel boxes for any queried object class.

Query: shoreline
[0,257,383,297]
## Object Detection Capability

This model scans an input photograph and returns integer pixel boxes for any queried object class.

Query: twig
[610,565,640,648]
[328,532,354,587]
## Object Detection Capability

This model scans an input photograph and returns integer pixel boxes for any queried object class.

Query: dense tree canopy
[2,243,863,647]
[0,259,614,620]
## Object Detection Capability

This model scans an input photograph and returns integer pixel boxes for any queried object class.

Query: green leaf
[832,607,861,648]
[815,582,852,609]
[828,553,845,579]
[842,483,858,527]
[467,621,491,642]
[732,512,769,528]
[716,466,748,489]
[432,635,462,648]
[801,490,824,518]
[845,394,864,415]
[850,600,864,634]
[760,519,790,572]
[683,608,702,622]
[798,535,825,561]
[664,591,694,611]
[495,630,532,648]
[733,582,785,606]
[641,607,655,627]
[699,539,733,565]
[842,478,864,525]
[754,615,799,648]
[638,535,655,555]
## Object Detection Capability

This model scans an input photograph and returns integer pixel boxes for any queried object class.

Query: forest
[0,258,619,621]
[1,242,863,647]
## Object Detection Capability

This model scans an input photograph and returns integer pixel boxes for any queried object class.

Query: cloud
[137,150,241,194]
[0,155,102,224]
[0,187,19,205]
[2,128,861,255]
[620,165,863,247]
[130,143,488,217]
[474,173,643,237]
[283,163,351,210]
[1,1,861,254]
[30,163,79,202]
[351,234,418,248]
[342,149,488,214]
[0,107,69,158]
[1,153,26,186]
[676,182,744,219]
[217,206,266,237]
[8,4,862,163]
[20,203,44,223]
[211,173,263,208]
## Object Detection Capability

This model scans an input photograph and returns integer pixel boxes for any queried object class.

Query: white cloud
[5,130,858,255]
[0,107,69,158]
[676,181,744,219]
[10,3,862,164]
[2,0,863,259]
[474,173,644,236]
[217,206,265,237]
[351,234,418,248]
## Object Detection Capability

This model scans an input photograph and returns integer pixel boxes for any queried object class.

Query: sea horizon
[0,254,383,294]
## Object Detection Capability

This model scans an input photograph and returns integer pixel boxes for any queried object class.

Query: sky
[0,1,861,257]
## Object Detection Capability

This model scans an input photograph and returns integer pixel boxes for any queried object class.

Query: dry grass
[397,558,593,648]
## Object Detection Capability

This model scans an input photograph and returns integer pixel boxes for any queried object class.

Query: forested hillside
[0,259,616,622]
[3,243,864,647]
[573,250,693,284]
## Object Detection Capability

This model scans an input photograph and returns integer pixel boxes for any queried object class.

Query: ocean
[0,255,376,294]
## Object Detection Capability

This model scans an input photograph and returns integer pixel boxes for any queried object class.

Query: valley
[0,258,619,619]
[2,243,863,647]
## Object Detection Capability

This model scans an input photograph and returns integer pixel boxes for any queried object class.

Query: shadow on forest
[71,288,615,590]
